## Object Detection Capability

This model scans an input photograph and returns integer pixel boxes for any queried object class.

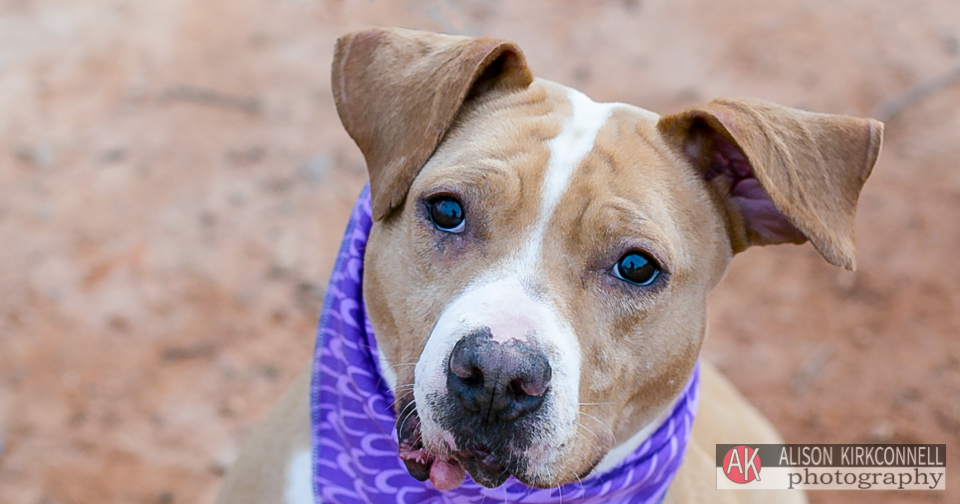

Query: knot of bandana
[311,186,700,504]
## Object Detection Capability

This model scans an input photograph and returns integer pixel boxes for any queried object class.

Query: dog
[215,27,883,504]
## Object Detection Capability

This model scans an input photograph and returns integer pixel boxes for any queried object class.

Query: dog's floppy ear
[332,27,533,220]
[658,98,883,270]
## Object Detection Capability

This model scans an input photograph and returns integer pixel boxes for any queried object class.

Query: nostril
[508,378,525,397]
[513,377,548,398]
[449,342,484,386]
[461,367,484,388]
[510,378,544,399]
[516,354,552,398]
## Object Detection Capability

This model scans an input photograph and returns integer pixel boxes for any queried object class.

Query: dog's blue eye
[613,252,660,286]
[428,197,465,233]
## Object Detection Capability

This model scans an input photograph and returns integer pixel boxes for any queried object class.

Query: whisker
[387,386,415,410]
[389,386,415,395]
[388,393,413,408]
[394,403,414,432]
[575,421,601,442]
[395,401,418,435]
[573,425,599,446]
[574,471,585,491]
[578,411,616,445]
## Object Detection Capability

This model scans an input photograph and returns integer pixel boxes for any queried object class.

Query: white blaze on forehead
[526,88,620,265]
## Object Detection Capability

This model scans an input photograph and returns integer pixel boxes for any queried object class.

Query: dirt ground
[1,1,958,503]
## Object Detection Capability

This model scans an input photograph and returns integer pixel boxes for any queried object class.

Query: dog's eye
[612,251,660,286]
[428,197,465,233]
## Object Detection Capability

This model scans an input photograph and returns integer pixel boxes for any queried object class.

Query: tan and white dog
[216,28,882,504]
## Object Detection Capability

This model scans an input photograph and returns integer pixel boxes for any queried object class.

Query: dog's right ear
[658,98,883,270]
[332,28,533,221]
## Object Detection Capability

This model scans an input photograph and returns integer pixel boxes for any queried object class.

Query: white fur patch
[413,87,626,477]
[285,450,314,504]
[414,276,583,472]
[521,88,618,268]
[376,346,398,394]
[591,409,668,475]
[542,90,616,213]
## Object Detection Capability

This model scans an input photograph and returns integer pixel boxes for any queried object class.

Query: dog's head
[332,28,882,489]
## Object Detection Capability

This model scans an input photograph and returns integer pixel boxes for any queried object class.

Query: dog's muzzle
[398,328,556,488]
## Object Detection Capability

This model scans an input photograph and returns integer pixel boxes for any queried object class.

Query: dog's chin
[459,447,600,489]
[397,400,597,490]
[457,446,512,488]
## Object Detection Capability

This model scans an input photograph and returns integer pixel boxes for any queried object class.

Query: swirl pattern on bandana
[311,186,700,504]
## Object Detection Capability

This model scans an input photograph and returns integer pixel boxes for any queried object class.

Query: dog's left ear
[658,98,883,270]
[332,27,534,220]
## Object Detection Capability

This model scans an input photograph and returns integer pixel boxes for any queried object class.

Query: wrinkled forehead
[411,79,706,268]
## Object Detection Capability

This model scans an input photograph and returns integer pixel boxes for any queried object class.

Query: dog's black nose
[446,329,552,423]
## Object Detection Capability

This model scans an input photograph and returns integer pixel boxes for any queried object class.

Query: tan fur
[363,81,564,401]
[217,28,882,503]
[215,366,312,504]
[333,27,533,220]
[665,361,804,504]
[658,100,883,270]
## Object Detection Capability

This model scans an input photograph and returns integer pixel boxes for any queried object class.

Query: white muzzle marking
[412,87,622,477]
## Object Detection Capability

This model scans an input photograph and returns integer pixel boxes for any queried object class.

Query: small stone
[100,148,127,163]
[14,144,56,168]
[299,155,331,184]
[834,269,857,294]
[870,419,895,442]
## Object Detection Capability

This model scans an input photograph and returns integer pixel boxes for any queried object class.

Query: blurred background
[0,0,958,502]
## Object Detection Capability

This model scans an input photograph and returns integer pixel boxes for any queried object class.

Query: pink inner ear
[703,136,806,245]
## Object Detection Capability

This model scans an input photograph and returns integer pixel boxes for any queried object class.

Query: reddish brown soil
[1,1,958,503]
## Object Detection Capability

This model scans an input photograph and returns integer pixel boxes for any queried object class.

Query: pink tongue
[429,458,465,490]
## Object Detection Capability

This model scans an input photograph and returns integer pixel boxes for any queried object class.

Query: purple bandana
[311,186,700,504]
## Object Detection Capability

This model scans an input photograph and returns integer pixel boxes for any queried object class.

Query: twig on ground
[872,64,960,122]
[791,341,834,396]
[163,85,262,115]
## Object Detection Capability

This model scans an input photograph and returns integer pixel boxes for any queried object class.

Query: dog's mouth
[397,402,519,489]
[396,403,466,490]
